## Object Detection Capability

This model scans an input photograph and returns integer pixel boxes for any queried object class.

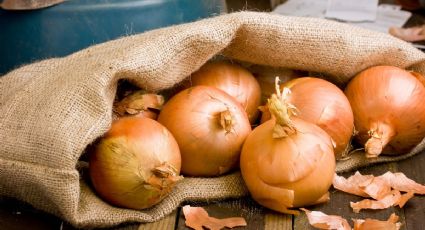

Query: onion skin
[345,66,425,158]
[113,90,164,120]
[240,118,335,213]
[157,85,251,177]
[260,77,354,159]
[89,117,181,210]
[190,61,261,124]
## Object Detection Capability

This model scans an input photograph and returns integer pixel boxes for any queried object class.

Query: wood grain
[174,197,291,230]
[175,198,266,230]
[294,162,407,230]
[138,211,177,230]
[0,197,61,230]
[397,151,425,230]
[264,211,292,230]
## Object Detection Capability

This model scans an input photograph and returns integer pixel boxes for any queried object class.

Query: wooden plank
[264,211,292,230]
[0,197,62,230]
[175,197,291,230]
[294,162,407,230]
[397,151,425,230]
[62,220,141,229]
[138,211,177,230]
[60,211,178,230]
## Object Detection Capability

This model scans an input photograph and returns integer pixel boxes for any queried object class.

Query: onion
[248,64,306,104]
[345,65,425,158]
[89,117,182,209]
[260,77,354,159]
[190,61,261,124]
[157,85,251,177]
[240,79,335,214]
[113,90,164,120]
[410,71,425,86]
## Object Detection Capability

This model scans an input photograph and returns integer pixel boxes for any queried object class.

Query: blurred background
[1,0,424,75]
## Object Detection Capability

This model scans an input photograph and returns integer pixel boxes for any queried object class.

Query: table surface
[2,4,425,230]
[1,147,424,230]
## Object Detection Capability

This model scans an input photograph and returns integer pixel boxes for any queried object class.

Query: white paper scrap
[272,1,412,35]
[272,0,327,18]
[349,4,412,33]
[325,0,379,22]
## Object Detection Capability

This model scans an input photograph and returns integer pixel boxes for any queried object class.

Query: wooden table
[1,149,424,230]
[2,4,425,230]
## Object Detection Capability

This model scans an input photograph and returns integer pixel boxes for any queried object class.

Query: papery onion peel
[182,205,247,230]
[113,90,164,120]
[301,208,351,230]
[302,209,401,230]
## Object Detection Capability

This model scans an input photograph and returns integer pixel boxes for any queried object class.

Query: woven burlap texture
[1,11,425,228]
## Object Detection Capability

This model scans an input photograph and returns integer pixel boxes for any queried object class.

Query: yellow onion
[158,85,251,177]
[410,71,425,86]
[345,66,425,158]
[89,117,182,209]
[240,80,335,214]
[259,77,354,159]
[113,90,164,120]
[190,61,261,124]
[248,64,306,104]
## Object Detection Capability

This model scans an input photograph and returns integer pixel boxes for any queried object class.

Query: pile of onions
[189,61,261,124]
[345,65,425,158]
[260,77,354,159]
[240,79,335,214]
[89,117,182,209]
[158,85,251,177]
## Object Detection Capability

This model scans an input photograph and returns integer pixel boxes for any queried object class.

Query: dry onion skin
[301,208,351,230]
[345,66,425,158]
[240,79,335,214]
[89,117,182,209]
[189,61,261,124]
[259,77,354,159]
[113,90,164,120]
[350,190,414,213]
[157,85,251,177]
[353,213,401,230]
[302,209,401,230]
[183,205,247,230]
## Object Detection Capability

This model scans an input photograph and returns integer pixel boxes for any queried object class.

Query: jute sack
[1,11,425,228]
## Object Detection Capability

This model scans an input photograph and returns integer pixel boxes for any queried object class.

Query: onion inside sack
[113,90,164,120]
[189,61,261,124]
[345,65,425,158]
[247,64,306,104]
[260,77,354,159]
[157,85,251,177]
[240,78,336,214]
[89,117,182,209]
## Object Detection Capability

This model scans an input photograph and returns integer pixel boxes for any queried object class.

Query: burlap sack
[1,11,425,228]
